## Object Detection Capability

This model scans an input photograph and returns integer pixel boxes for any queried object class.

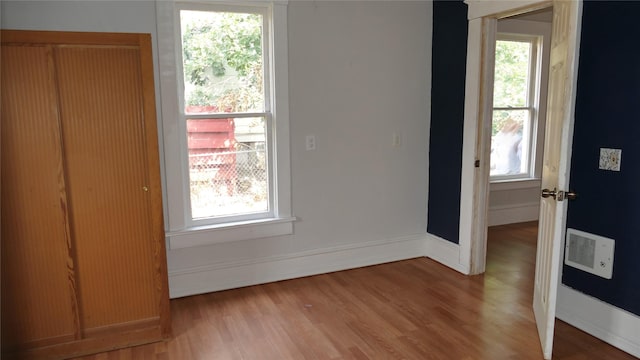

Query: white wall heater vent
[565,228,615,279]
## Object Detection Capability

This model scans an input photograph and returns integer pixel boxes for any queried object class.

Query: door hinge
[474,160,480,168]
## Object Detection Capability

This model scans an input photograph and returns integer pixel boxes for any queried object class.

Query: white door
[533,1,582,359]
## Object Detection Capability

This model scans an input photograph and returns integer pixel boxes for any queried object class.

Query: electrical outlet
[305,135,316,151]
[392,132,401,148]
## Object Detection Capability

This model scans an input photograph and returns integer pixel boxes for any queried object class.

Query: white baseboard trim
[168,234,428,298]
[424,234,469,274]
[557,284,640,358]
[488,202,539,226]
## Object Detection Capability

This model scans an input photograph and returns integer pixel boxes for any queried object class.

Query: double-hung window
[179,7,271,221]
[490,34,541,180]
[157,1,292,249]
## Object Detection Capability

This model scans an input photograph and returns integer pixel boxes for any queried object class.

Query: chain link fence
[189,142,268,219]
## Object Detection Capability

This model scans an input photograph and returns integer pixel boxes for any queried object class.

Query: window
[157,1,293,248]
[179,8,271,222]
[490,35,541,179]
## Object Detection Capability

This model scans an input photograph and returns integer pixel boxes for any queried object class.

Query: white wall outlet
[599,148,622,171]
[392,132,401,148]
[305,135,316,151]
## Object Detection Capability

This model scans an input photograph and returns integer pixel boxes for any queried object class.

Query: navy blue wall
[564,1,640,317]
[427,0,468,244]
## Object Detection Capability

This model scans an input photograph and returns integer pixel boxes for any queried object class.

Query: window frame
[156,0,293,249]
[490,33,542,182]
[177,4,274,225]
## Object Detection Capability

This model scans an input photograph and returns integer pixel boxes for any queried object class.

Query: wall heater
[565,228,615,279]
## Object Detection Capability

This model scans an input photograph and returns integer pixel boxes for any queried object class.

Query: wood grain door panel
[1,30,170,359]
[54,46,159,329]
[1,45,80,347]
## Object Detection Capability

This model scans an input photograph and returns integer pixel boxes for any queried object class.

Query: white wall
[287,1,430,249]
[2,0,433,298]
[488,180,540,226]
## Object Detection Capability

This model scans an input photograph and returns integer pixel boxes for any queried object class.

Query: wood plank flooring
[75,222,637,359]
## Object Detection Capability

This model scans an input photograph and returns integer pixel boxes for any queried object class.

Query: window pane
[180,10,264,114]
[493,40,531,108]
[187,116,268,219]
[490,110,530,176]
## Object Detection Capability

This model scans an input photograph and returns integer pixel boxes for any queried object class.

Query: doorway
[463,1,585,357]
[487,8,552,231]
[486,10,553,352]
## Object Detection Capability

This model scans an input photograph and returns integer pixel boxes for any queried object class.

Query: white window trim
[177,4,274,225]
[490,33,540,182]
[156,0,293,249]
[489,18,551,186]
[490,178,541,192]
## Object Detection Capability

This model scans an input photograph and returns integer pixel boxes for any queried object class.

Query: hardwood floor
[75,222,636,359]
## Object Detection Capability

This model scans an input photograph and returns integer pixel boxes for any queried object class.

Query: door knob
[541,188,577,201]
[541,188,557,199]
[559,190,577,201]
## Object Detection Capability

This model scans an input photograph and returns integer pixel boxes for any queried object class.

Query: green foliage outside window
[181,11,263,112]
[492,40,531,136]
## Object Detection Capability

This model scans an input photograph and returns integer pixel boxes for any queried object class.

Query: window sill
[490,178,541,191]
[166,217,297,250]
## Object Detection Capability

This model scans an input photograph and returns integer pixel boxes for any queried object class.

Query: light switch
[599,148,622,171]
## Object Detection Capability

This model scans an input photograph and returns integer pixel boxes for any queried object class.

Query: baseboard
[557,284,640,357]
[424,233,469,274]
[168,234,428,298]
[488,202,539,226]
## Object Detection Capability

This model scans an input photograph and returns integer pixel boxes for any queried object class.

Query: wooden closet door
[53,45,160,331]
[2,30,169,359]
[1,45,80,347]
